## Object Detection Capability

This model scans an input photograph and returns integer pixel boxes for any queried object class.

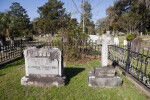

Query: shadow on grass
[64,67,85,85]
[0,58,24,70]
[0,73,6,76]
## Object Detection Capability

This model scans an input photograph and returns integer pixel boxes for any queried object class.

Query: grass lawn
[0,58,149,100]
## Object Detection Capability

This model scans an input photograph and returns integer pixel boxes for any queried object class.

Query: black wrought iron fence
[1,38,150,89]
[108,43,150,89]
[0,39,102,66]
[0,40,23,65]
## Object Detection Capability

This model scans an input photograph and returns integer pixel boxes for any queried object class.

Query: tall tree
[96,17,107,34]
[0,12,18,45]
[100,0,150,34]
[80,1,95,34]
[0,13,7,46]
[9,2,30,43]
[138,0,150,10]
[37,0,65,36]
[81,1,92,22]
[32,17,41,34]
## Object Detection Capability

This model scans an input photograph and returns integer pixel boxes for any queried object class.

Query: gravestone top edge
[24,47,61,58]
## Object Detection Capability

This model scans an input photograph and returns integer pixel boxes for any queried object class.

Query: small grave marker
[131,37,141,52]
[123,40,127,46]
[114,37,119,45]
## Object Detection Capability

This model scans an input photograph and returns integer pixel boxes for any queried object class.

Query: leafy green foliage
[0,2,30,45]
[126,34,133,41]
[9,2,30,37]
[80,1,95,34]
[97,0,150,34]
[61,17,87,58]
[37,0,65,36]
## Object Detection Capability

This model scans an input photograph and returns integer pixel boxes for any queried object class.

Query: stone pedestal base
[21,75,66,87]
[88,66,122,87]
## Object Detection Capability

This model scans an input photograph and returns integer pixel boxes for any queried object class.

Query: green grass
[0,58,149,100]
[33,36,62,41]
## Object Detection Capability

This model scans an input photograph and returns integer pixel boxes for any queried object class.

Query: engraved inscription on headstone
[24,47,62,76]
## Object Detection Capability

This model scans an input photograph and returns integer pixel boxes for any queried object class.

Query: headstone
[21,47,66,87]
[123,40,127,46]
[88,35,99,43]
[0,39,3,47]
[114,37,119,45]
[0,36,4,46]
[131,37,141,53]
[63,37,67,43]
[106,31,110,35]
[96,37,102,45]
[140,32,143,36]
[10,37,14,45]
[46,34,49,37]
[119,32,124,36]
[88,34,122,87]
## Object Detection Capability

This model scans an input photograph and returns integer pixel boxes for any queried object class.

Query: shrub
[26,36,33,41]
[26,32,33,41]
[126,33,133,41]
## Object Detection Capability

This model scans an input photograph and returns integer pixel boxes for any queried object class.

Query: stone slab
[24,47,62,77]
[88,71,122,87]
[21,75,66,87]
[21,47,65,87]
[94,66,115,77]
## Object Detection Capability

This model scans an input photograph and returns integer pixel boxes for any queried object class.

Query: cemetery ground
[115,35,150,49]
[0,57,150,100]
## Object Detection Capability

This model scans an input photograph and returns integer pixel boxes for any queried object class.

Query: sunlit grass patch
[0,58,149,100]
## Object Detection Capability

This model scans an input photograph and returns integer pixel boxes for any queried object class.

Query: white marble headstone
[114,37,119,45]
[106,31,110,35]
[88,35,99,43]
[24,47,62,77]
[123,40,127,46]
[101,34,111,67]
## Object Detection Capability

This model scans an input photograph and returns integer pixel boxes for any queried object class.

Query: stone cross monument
[88,34,122,87]
[101,34,111,67]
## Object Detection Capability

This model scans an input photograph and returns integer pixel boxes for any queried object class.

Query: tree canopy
[9,2,30,36]
[37,0,65,36]
[96,0,150,35]
[80,1,95,34]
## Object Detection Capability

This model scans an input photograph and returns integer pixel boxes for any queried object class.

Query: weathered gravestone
[88,34,122,87]
[131,37,141,53]
[21,47,66,87]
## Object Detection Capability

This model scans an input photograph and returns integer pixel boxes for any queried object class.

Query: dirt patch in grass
[64,55,101,63]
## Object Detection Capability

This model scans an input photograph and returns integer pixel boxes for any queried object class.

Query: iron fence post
[20,38,23,57]
[126,41,131,73]
[0,44,1,53]
[61,38,64,67]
